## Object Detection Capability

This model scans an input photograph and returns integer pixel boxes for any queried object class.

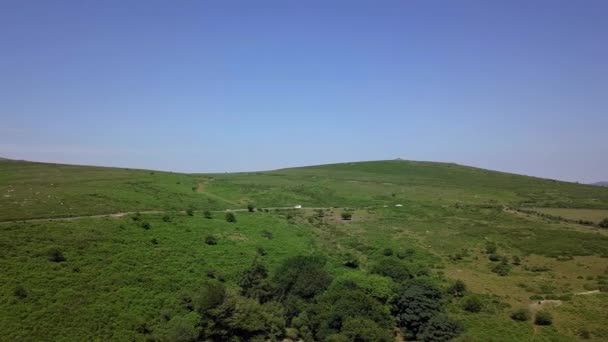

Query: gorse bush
[511,308,530,321]
[534,310,553,325]
[205,235,218,245]
[225,212,237,222]
[462,296,483,313]
[448,280,467,297]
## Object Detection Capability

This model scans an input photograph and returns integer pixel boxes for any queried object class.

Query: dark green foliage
[150,238,158,245]
[163,313,202,342]
[599,218,608,228]
[342,254,359,268]
[491,257,511,276]
[186,208,194,216]
[462,296,483,313]
[202,293,285,341]
[239,258,273,302]
[225,212,237,222]
[273,256,331,300]
[14,285,27,299]
[256,246,266,256]
[162,215,172,222]
[391,279,443,338]
[311,281,393,340]
[417,315,462,342]
[341,212,353,220]
[141,221,151,230]
[247,204,255,212]
[510,308,530,321]
[448,280,467,297]
[205,235,218,245]
[203,210,213,219]
[340,317,393,342]
[193,282,227,315]
[47,248,66,262]
[382,248,393,256]
[488,253,501,262]
[371,258,412,283]
[534,310,553,325]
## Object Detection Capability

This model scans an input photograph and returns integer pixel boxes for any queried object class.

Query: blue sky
[1,0,607,182]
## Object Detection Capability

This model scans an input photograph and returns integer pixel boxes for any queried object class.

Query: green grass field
[1,159,608,341]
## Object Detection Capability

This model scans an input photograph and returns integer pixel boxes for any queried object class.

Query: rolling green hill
[1,159,608,341]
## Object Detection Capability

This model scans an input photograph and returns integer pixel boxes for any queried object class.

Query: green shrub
[448,280,467,297]
[510,308,530,321]
[225,212,237,222]
[371,258,411,283]
[261,230,273,240]
[417,315,462,342]
[382,248,393,256]
[462,296,483,313]
[205,235,218,245]
[488,253,501,262]
[273,256,331,299]
[599,218,608,228]
[141,222,151,230]
[186,208,194,216]
[247,204,255,212]
[341,212,353,220]
[534,310,553,325]
[203,210,213,219]
[485,242,497,254]
[162,215,172,222]
[48,248,66,262]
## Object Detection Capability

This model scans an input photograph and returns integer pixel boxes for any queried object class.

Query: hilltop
[1,159,608,341]
[2,159,608,222]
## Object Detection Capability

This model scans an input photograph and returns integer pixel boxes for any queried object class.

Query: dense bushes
[184,254,462,341]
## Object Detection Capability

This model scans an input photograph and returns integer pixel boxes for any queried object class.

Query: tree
[273,256,332,300]
[247,204,255,212]
[448,280,466,297]
[203,294,285,341]
[510,308,530,322]
[203,210,213,219]
[534,310,553,325]
[599,218,608,228]
[462,296,483,313]
[239,258,273,302]
[340,317,393,342]
[417,315,462,342]
[371,258,412,283]
[225,212,237,222]
[391,279,443,339]
[163,313,202,342]
[341,212,353,220]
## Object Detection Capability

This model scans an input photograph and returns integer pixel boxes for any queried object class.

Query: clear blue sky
[1,0,606,182]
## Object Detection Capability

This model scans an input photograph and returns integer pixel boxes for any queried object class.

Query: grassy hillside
[1,159,608,341]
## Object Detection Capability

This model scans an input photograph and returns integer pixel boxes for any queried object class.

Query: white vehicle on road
[294,205,302,209]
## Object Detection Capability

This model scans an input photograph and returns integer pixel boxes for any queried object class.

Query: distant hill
[592,181,608,187]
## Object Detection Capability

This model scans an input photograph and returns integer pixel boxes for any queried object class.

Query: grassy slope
[1,159,608,341]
